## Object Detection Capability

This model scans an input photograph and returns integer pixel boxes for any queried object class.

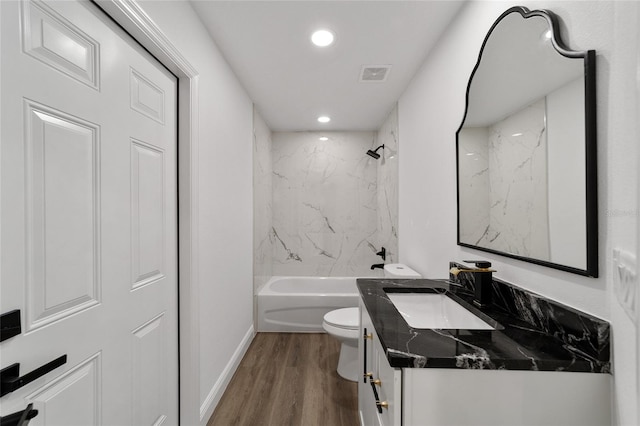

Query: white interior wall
[134,2,254,424]
[398,1,638,424]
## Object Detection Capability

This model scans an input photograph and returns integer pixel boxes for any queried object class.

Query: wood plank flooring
[207,333,359,426]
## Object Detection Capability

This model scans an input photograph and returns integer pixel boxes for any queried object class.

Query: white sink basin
[386,292,495,330]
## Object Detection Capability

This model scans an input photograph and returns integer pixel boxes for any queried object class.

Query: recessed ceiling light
[317,116,331,123]
[311,30,335,47]
[319,136,329,141]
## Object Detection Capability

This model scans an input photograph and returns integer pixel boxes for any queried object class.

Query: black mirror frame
[455,6,598,277]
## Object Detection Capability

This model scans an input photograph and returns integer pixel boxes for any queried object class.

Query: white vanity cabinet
[358,299,612,426]
[358,299,401,426]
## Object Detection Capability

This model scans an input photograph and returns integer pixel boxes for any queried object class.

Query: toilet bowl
[322,307,360,382]
[323,265,420,381]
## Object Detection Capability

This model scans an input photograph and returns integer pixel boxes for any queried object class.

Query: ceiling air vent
[359,65,392,83]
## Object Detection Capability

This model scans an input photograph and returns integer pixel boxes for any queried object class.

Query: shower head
[366,150,380,159]
[366,144,385,159]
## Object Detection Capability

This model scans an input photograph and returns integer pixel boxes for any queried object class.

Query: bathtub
[257,276,360,332]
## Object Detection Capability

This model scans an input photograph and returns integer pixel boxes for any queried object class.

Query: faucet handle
[463,260,492,268]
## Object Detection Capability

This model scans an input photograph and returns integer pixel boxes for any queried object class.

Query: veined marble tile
[272,131,380,276]
[375,105,399,263]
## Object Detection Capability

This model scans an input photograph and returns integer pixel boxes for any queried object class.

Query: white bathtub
[257,276,360,332]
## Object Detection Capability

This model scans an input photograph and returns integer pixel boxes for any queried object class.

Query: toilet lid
[324,307,359,330]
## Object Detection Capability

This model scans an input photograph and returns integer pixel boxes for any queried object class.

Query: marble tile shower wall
[271,131,381,276]
[376,105,399,263]
[253,109,273,292]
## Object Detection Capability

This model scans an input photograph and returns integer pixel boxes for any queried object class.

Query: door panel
[24,100,101,331]
[1,0,178,423]
[25,353,101,426]
[131,139,165,290]
[130,69,165,124]
[132,314,168,426]
[22,0,100,89]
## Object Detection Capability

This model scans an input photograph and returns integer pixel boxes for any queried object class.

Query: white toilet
[322,307,360,381]
[322,264,421,381]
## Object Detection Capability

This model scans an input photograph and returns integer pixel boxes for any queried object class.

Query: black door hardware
[0,403,38,426]
[1,310,21,342]
[1,355,67,397]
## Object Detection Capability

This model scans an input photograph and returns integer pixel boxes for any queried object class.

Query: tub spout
[371,263,384,270]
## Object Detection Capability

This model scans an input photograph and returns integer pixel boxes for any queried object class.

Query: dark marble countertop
[357,277,611,373]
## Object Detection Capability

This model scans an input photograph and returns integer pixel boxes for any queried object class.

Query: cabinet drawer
[360,380,382,426]
[373,338,401,426]
[360,300,401,426]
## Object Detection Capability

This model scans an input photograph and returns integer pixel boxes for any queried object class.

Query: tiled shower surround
[253,106,399,279]
[272,131,379,276]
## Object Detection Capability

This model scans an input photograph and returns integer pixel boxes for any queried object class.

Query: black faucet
[371,264,384,270]
[376,247,386,261]
[450,260,495,307]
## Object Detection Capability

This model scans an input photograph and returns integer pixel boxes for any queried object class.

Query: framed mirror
[456,6,597,277]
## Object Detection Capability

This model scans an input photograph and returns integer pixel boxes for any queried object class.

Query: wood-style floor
[207,333,359,426]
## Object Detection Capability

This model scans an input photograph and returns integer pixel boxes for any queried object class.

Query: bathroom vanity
[357,277,611,426]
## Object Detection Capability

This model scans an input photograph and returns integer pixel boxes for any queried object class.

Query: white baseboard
[199,325,255,424]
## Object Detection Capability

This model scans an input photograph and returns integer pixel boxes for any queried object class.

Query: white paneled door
[0,0,179,424]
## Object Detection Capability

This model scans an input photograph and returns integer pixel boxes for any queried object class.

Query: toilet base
[336,339,358,382]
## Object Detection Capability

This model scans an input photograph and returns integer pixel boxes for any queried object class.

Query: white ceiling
[189,1,466,132]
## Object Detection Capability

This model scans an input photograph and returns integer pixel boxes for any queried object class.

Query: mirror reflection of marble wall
[459,98,549,258]
[457,8,592,273]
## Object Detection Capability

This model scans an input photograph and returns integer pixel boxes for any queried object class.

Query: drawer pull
[377,401,389,409]
[363,332,372,340]
[370,380,383,413]
[372,379,381,386]
[363,328,369,383]
[364,372,373,379]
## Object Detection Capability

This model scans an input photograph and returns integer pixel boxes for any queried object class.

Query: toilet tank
[383,263,421,278]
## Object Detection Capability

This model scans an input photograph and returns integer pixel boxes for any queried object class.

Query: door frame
[92,1,201,424]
